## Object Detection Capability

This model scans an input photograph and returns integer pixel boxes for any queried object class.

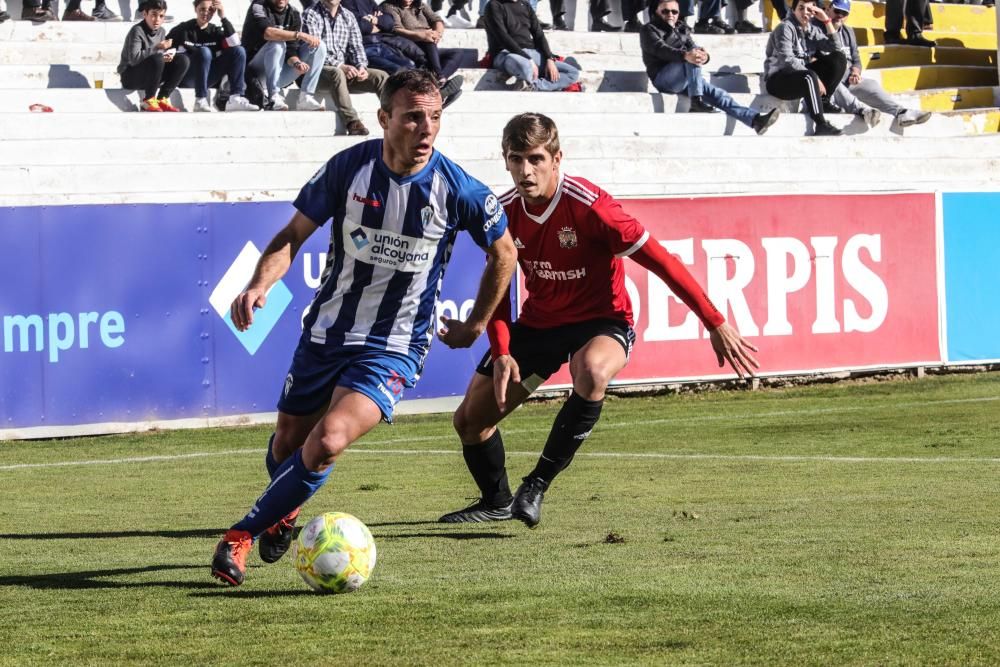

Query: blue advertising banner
[942,192,1000,363]
[0,202,490,433]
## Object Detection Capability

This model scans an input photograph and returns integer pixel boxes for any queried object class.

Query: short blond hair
[501,113,561,157]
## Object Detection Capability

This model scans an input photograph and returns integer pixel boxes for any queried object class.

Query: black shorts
[476,318,635,393]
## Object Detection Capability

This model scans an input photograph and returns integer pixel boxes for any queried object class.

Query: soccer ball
[293,512,377,594]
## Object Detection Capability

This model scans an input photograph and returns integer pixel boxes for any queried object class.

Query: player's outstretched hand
[230,288,267,332]
[492,355,521,411]
[709,322,759,379]
[437,315,482,349]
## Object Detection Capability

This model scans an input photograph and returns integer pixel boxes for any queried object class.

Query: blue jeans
[247,40,326,97]
[364,43,414,75]
[653,60,757,126]
[494,49,580,92]
[181,45,248,97]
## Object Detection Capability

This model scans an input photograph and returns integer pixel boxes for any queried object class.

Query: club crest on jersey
[484,194,499,215]
[557,227,578,249]
[420,205,435,226]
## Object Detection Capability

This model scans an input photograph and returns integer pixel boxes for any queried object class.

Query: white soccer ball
[293,512,377,594]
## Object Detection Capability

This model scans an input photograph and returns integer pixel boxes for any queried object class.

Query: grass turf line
[1,372,999,665]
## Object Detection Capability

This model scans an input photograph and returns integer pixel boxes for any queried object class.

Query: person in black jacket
[118,0,191,111]
[342,0,426,73]
[484,0,581,91]
[169,0,260,111]
[641,0,778,133]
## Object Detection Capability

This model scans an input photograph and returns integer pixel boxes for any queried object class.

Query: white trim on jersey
[520,173,565,225]
[563,175,599,204]
[615,230,650,258]
[310,161,375,344]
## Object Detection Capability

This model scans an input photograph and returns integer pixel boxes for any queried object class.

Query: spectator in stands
[170,0,260,111]
[379,0,466,105]
[60,0,121,20]
[825,0,930,128]
[622,0,645,32]
[118,0,190,111]
[762,0,846,136]
[885,0,935,47]
[484,0,583,92]
[549,0,621,31]
[343,0,427,73]
[641,0,779,134]
[303,0,390,134]
[242,0,328,110]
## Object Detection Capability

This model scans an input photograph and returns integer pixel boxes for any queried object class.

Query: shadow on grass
[188,589,319,599]
[0,528,224,540]
[0,564,218,590]
[376,531,514,540]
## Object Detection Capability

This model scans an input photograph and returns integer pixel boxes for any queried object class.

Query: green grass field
[2,372,1000,666]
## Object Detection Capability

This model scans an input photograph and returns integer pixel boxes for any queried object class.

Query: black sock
[530,392,604,484]
[462,430,512,506]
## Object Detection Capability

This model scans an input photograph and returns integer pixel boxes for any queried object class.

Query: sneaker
[694,19,725,34]
[553,15,569,30]
[813,120,842,136]
[346,119,369,135]
[688,96,718,113]
[193,96,213,112]
[438,498,514,523]
[590,17,621,31]
[512,477,548,528]
[63,8,95,20]
[751,107,780,135]
[821,97,842,114]
[445,13,474,28]
[245,78,267,108]
[296,92,326,111]
[22,6,56,20]
[258,507,300,563]
[709,17,735,33]
[438,75,464,108]
[265,92,288,111]
[623,18,642,32]
[140,97,162,112]
[907,34,936,48]
[734,19,762,33]
[91,4,121,20]
[211,529,253,586]
[562,82,584,92]
[896,108,931,127]
[860,107,881,128]
[157,97,181,112]
[225,94,260,112]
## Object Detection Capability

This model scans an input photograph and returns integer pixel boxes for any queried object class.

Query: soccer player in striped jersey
[211,69,517,586]
[439,112,759,527]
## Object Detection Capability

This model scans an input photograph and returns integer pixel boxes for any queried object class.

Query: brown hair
[379,69,441,113]
[501,113,560,157]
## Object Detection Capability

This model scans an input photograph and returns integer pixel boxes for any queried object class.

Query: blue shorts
[277,341,420,423]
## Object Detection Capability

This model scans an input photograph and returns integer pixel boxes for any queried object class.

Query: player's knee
[453,403,491,443]
[315,429,352,462]
[574,364,613,401]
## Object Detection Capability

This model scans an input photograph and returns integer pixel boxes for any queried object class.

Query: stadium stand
[0,0,997,207]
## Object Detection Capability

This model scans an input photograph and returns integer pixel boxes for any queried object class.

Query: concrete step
[852,27,998,49]
[3,146,998,203]
[5,132,999,168]
[764,0,997,34]
[6,108,995,140]
[859,44,997,69]
[876,64,998,93]
[912,85,1000,110]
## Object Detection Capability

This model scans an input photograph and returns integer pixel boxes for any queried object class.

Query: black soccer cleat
[258,507,300,564]
[512,477,548,528]
[211,529,253,586]
[438,498,514,523]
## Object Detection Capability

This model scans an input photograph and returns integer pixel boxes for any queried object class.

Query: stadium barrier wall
[1,191,996,439]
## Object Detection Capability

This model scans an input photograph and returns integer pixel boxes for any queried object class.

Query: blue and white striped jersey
[293,139,508,366]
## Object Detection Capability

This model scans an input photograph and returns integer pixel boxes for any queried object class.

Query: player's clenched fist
[230,288,267,332]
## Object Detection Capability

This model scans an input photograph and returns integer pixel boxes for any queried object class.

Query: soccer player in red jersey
[438,112,759,527]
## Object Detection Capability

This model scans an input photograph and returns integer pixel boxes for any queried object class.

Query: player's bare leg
[439,372,532,523]
[212,388,382,586]
[513,336,628,528]
[258,405,329,563]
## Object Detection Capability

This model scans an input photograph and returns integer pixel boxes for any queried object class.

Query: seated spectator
[242,0,327,111]
[169,0,260,111]
[641,0,779,134]
[343,0,428,73]
[762,0,846,136]
[379,0,465,106]
[825,0,929,127]
[885,0,935,47]
[118,0,191,112]
[484,0,582,92]
[60,0,121,20]
[304,0,390,135]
